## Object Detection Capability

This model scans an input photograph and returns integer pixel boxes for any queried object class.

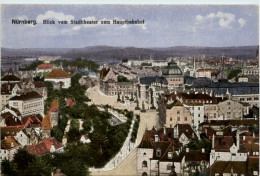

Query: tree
[24,157,52,176]
[1,159,17,176]
[61,159,90,176]
[13,148,36,171]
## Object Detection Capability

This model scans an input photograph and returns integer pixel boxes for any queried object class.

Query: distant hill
[1,46,258,61]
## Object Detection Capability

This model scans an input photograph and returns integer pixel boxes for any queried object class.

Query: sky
[1,5,259,48]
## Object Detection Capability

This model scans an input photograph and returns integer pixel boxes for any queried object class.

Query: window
[184,117,187,121]
[198,107,200,110]
[167,163,172,170]
[142,161,147,167]
[177,110,180,114]
[168,152,173,159]
[177,117,180,121]
[170,118,172,121]
[247,98,252,101]
[198,114,200,117]
[142,172,148,176]
[143,152,146,156]
[13,102,18,106]
[156,149,161,157]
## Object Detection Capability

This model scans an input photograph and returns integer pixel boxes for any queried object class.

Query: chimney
[253,132,255,137]
[155,134,159,142]
[243,136,246,141]
[212,134,215,149]
[163,126,166,135]
[236,131,240,150]
[202,148,205,153]
[186,148,189,153]
[187,91,190,95]
[11,142,14,148]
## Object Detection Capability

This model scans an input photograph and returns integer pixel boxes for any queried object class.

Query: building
[165,100,192,128]
[1,68,20,84]
[1,136,21,162]
[1,127,29,146]
[9,91,44,117]
[80,135,91,144]
[36,64,54,73]
[195,69,215,79]
[26,137,64,156]
[162,60,184,90]
[137,126,208,176]
[210,160,259,176]
[45,68,71,89]
[217,99,248,120]
[99,68,118,96]
[99,67,134,97]
[209,131,259,166]
[1,82,22,109]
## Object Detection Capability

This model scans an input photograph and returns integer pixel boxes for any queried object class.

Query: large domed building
[162,60,184,89]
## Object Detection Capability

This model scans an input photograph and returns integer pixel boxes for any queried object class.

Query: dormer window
[156,148,161,157]
[155,135,159,142]
[168,152,173,159]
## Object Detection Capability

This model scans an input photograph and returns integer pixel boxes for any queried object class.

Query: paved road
[88,86,159,176]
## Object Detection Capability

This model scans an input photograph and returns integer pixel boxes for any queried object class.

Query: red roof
[26,137,63,155]
[1,136,21,150]
[49,107,58,112]
[21,114,43,128]
[66,98,76,107]
[37,64,53,70]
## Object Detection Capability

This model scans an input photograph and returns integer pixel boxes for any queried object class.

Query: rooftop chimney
[236,131,240,150]
[212,134,215,149]
[155,135,159,142]
[163,126,166,135]
[202,148,205,153]
[186,148,189,153]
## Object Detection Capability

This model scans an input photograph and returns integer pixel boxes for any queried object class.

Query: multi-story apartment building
[8,91,44,117]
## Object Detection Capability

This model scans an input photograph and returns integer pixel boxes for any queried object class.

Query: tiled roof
[1,112,23,127]
[66,98,76,107]
[5,105,21,116]
[210,161,247,176]
[1,83,22,94]
[45,68,71,79]
[196,69,215,72]
[175,124,198,140]
[26,137,63,155]
[49,107,58,112]
[9,91,42,101]
[37,64,53,70]
[214,136,234,152]
[42,113,52,130]
[34,81,46,88]
[1,74,20,82]
[100,68,110,79]
[167,100,183,109]
[183,150,209,162]
[200,120,259,127]
[1,136,21,150]
[1,126,23,138]
[21,114,43,128]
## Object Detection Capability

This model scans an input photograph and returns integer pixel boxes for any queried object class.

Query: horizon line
[2,45,259,50]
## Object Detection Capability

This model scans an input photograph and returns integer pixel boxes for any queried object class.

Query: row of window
[240,97,259,101]
[169,116,188,121]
